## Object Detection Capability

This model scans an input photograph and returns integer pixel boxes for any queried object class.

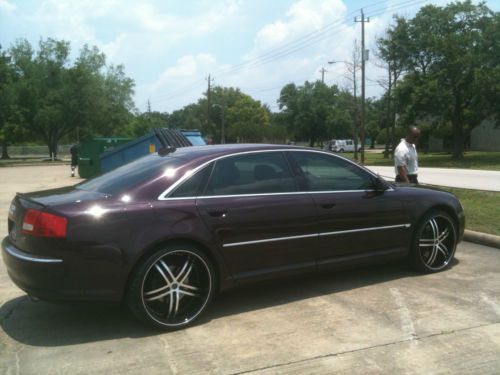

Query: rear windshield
[77,154,184,195]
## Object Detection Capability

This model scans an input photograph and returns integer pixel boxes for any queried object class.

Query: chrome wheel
[140,249,212,327]
[417,214,456,271]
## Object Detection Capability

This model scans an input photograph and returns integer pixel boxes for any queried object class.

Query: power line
[146,0,430,108]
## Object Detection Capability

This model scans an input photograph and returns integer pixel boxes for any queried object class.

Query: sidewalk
[367,166,500,192]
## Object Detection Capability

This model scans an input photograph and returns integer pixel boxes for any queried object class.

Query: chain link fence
[0,145,72,157]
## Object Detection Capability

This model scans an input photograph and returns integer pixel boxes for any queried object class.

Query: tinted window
[169,165,211,198]
[204,152,296,196]
[289,151,373,191]
[78,155,184,195]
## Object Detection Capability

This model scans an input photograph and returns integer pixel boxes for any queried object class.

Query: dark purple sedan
[2,144,464,329]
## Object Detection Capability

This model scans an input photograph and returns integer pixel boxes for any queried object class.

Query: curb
[463,229,500,249]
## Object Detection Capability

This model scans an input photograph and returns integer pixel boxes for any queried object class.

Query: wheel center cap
[171,283,178,289]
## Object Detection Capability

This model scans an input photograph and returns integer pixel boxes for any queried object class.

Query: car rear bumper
[1,236,68,300]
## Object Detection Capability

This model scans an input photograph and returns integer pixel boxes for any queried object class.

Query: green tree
[278,81,350,146]
[225,95,270,142]
[8,38,135,158]
[0,46,24,159]
[379,1,499,159]
[167,104,204,131]
[162,86,270,143]
[128,111,169,138]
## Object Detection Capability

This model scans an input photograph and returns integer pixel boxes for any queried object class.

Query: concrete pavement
[1,242,499,374]
[1,164,500,374]
[367,166,500,191]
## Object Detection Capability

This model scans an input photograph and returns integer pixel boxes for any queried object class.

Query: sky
[1,0,499,114]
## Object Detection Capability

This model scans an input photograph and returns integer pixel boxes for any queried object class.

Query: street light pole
[328,59,360,161]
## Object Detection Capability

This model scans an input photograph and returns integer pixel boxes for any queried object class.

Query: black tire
[127,244,215,330]
[409,210,457,273]
[339,148,344,153]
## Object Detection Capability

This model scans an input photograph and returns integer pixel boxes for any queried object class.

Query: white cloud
[254,0,347,51]
[3,0,458,113]
[23,0,242,61]
[139,53,231,111]
[0,0,15,12]
[139,0,441,112]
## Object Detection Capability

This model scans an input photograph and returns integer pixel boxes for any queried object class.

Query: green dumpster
[78,137,131,179]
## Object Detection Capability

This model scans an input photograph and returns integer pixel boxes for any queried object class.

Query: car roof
[166,143,313,161]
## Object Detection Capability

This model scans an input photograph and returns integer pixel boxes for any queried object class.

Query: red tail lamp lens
[22,209,67,238]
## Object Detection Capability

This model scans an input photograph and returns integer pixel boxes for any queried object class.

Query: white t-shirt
[394,139,419,175]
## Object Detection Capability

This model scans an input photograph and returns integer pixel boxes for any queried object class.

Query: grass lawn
[344,151,500,171]
[436,187,500,236]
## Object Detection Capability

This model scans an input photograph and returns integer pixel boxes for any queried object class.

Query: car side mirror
[373,176,389,192]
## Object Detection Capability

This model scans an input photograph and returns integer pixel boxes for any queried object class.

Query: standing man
[70,144,79,177]
[394,126,420,184]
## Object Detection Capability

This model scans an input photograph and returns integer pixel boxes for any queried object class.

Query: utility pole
[220,103,225,144]
[319,67,327,83]
[355,9,369,164]
[147,99,152,127]
[385,61,392,159]
[351,48,359,162]
[206,74,214,133]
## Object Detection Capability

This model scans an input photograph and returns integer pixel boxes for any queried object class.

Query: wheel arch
[409,203,459,273]
[124,237,228,301]
[412,204,459,241]
[423,204,460,232]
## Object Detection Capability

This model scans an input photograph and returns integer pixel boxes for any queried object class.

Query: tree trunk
[48,141,58,160]
[451,122,464,160]
[1,140,10,159]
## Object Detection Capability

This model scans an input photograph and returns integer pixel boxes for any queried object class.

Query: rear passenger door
[195,151,319,280]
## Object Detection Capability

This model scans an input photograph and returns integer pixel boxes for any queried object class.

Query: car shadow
[0,258,459,347]
[204,257,460,322]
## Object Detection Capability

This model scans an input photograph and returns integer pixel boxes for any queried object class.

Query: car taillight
[21,209,67,238]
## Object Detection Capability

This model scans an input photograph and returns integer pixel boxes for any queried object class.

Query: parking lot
[1,165,499,374]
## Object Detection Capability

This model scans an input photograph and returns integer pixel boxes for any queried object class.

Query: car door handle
[207,210,227,218]
[321,203,336,209]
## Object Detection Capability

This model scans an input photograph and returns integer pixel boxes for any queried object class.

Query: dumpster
[100,132,161,174]
[99,128,203,174]
[78,137,131,178]
[181,130,205,146]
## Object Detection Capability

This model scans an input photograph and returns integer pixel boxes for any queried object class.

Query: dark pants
[396,174,419,184]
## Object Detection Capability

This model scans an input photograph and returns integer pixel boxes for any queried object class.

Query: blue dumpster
[100,132,160,174]
[100,129,205,174]
[182,130,205,145]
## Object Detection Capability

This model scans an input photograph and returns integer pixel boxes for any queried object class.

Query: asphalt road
[368,166,500,191]
[1,165,499,374]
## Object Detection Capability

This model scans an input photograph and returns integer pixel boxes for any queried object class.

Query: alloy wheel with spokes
[128,246,214,329]
[411,210,457,273]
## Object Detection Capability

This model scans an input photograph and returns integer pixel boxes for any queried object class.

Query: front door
[287,151,411,262]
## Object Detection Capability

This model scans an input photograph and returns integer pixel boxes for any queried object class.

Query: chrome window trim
[158,148,385,201]
[223,233,318,248]
[319,223,411,237]
[163,189,377,201]
[223,223,411,248]
[4,243,63,263]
